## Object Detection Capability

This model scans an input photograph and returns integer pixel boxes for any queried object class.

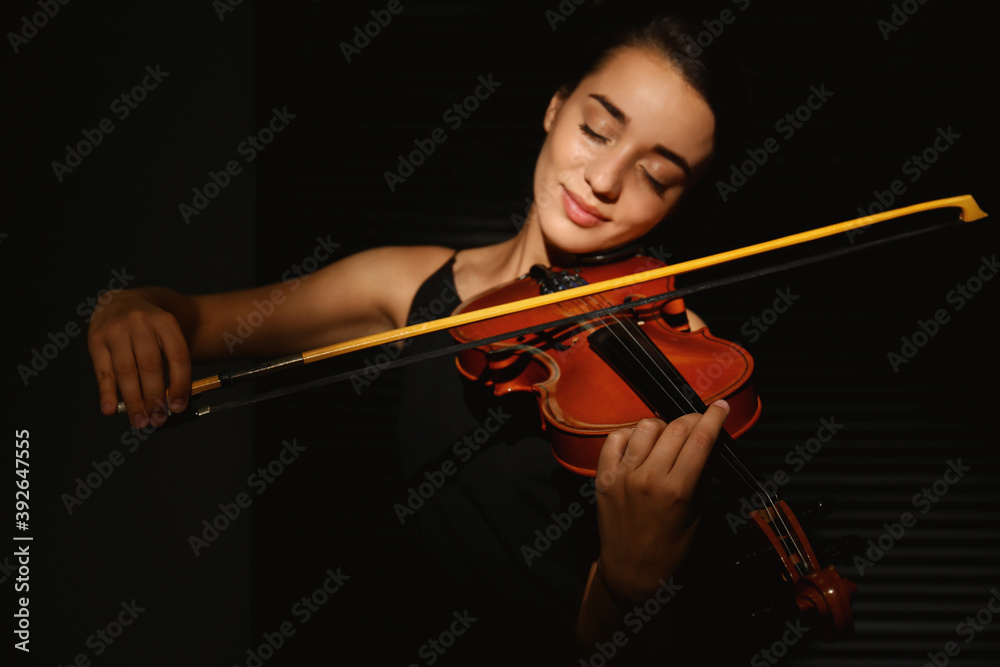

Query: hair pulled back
[556,11,752,189]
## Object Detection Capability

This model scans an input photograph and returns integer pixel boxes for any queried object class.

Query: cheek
[546,123,596,172]
[533,137,580,203]
[618,190,673,231]
[569,142,600,171]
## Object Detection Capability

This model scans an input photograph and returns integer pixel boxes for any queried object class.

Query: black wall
[4,1,257,664]
[5,1,999,665]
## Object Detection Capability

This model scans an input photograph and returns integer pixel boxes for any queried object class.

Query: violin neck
[587,318,767,499]
[588,318,858,638]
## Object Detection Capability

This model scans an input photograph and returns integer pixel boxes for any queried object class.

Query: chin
[541,217,628,257]
[548,231,629,260]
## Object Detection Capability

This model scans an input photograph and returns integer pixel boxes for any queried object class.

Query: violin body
[450,253,855,640]
[451,255,761,475]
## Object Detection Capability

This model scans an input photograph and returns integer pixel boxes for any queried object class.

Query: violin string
[594,301,807,571]
[566,282,808,570]
[559,286,765,492]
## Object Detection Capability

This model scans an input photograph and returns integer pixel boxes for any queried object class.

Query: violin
[128,195,987,640]
[450,254,856,640]
[450,255,761,474]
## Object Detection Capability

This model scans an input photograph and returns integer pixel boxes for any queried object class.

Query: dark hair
[556,12,752,194]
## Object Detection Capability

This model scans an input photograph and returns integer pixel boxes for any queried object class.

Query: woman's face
[532,47,716,255]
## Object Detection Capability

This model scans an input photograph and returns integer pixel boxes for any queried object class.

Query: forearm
[130,286,260,361]
[129,286,200,341]
[576,561,635,663]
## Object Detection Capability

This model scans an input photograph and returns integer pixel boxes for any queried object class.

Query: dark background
[4,0,999,665]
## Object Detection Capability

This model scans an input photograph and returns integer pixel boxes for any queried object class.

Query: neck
[453,205,584,299]
[499,206,580,276]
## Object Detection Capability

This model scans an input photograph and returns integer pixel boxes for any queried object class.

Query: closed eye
[644,170,667,195]
[579,123,609,144]
[581,121,669,194]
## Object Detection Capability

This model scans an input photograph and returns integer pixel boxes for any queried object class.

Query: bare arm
[87,245,454,427]
[575,402,729,659]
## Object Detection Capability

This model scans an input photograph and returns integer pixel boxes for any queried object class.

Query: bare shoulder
[342,245,457,327]
[352,244,455,280]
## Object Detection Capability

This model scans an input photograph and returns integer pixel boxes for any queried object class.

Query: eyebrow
[590,94,694,178]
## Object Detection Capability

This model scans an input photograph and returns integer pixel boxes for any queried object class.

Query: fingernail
[131,413,149,428]
[170,399,185,412]
[151,409,167,426]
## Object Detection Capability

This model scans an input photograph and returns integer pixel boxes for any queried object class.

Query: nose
[583,148,626,202]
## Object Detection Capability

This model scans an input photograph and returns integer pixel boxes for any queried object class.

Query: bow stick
[117,194,986,415]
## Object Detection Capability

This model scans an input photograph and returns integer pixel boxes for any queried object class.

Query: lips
[561,187,609,228]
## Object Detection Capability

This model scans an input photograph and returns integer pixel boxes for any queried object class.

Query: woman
[88,14,748,664]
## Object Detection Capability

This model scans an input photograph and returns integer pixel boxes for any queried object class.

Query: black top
[394,254,597,663]
[392,255,796,665]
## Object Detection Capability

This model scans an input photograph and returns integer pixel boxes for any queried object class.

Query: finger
[131,329,168,426]
[88,342,120,417]
[596,427,632,493]
[635,412,700,474]
[670,400,731,483]
[620,418,668,471]
[158,324,191,414]
[596,419,667,493]
[108,332,148,428]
